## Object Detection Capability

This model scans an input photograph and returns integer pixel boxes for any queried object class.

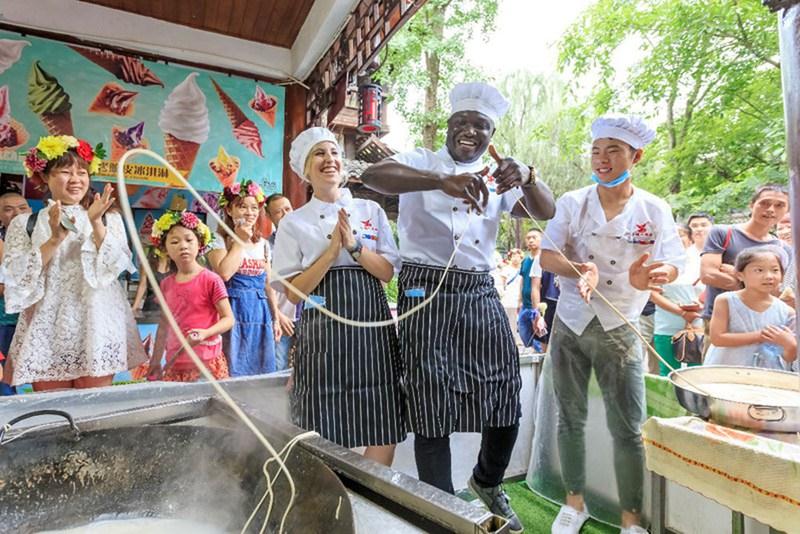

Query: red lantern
[358,84,382,134]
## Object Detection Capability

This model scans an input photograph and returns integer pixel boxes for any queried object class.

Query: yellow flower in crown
[154,213,177,233]
[200,224,212,246]
[36,136,71,160]
[89,157,101,175]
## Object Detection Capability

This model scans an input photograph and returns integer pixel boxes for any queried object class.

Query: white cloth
[542,185,685,335]
[288,127,340,181]
[500,264,522,308]
[211,234,269,276]
[449,82,509,124]
[3,205,145,384]
[591,114,656,149]
[391,147,524,271]
[271,188,399,288]
[529,254,543,278]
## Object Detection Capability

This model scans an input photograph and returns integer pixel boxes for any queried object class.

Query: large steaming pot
[0,410,355,533]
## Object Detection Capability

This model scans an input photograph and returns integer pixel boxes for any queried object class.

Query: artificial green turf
[504,481,618,534]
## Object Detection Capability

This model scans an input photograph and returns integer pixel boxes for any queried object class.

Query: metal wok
[0,410,355,533]
[670,366,800,432]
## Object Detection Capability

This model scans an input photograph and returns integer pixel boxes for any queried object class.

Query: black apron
[398,263,521,437]
[292,266,405,448]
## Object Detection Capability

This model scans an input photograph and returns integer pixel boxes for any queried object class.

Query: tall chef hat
[289,127,341,182]
[449,82,510,125]
[591,114,656,149]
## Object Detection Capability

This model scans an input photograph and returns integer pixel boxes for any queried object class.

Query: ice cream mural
[0,29,284,196]
[111,122,148,162]
[158,72,210,177]
[28,61,73,135]
[250,85,278,128]
[0,85,29,150]
[0,39,28,75]
[210,78,263,158]
[69,46,164,87]
[209,145,240,188]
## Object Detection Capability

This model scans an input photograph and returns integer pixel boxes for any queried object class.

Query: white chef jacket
[542,185,685,335]
[271,188,400,290]
[391,147,524,271]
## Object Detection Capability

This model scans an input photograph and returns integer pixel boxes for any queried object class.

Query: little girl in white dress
[706,245,796,371]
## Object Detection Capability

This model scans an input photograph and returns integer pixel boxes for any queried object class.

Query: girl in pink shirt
[147,211,234,382]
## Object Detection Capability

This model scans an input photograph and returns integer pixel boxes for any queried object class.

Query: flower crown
[219,179,266,209]
[150,210,213,253]
[23,135,105,177]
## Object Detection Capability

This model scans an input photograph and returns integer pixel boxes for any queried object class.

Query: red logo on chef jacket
[361,219,378,241]
[627,221,656,245]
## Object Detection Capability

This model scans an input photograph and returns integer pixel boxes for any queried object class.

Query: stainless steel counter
[0,373,512,534]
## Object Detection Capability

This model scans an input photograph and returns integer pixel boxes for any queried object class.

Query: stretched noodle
[117,150,312,533]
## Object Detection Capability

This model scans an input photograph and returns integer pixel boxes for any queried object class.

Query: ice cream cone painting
[0,85,29,150]
[134,187,169,209]
[139,212,155,240]
[169,194,188,211]
[0,39,29,76]
[208,146,240,188]
[89,83,138,117]
[158,72,209,178]
[249,85,277,128]
[28,61,73,135]
[111,122,149,162]
[210,78,263,158]
[69,46,164,87]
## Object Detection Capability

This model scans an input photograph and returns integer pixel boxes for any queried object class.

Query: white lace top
[2,204,146,385]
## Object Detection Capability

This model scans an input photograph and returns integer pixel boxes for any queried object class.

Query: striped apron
[398,263,521,437]
[291,266,406,448]
[223,271,276,376]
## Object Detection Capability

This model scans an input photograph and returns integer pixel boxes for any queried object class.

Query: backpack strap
[721,225,734,252]
[26,211,38,239]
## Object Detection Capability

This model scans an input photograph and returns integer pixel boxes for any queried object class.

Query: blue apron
[223,271,275,376]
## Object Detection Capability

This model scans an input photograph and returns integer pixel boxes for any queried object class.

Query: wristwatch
[524,165,539,185]
[347,239,363,260]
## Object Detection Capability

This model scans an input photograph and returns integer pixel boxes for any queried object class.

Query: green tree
[491,71,589,250]
[376,0,498,149]
[557,0,784,219]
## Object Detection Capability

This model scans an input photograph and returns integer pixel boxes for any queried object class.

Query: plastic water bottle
[753,343,784,370]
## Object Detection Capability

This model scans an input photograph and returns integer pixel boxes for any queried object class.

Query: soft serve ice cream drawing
[158,72,210,177]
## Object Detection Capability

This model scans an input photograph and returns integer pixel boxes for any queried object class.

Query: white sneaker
[620,526,648,534]
[551,505,590,534]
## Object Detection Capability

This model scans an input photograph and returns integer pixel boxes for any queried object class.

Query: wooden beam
[0,23,285,84]
[303,0,428,127]
[283,84,311,208]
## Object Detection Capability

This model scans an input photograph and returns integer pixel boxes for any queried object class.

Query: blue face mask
[591,170,630,188]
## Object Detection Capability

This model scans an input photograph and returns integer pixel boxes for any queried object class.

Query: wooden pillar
[282,83,310,209]
[773,3,800,317]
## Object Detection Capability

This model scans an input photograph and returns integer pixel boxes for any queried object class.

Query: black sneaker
[468,476,524,533]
